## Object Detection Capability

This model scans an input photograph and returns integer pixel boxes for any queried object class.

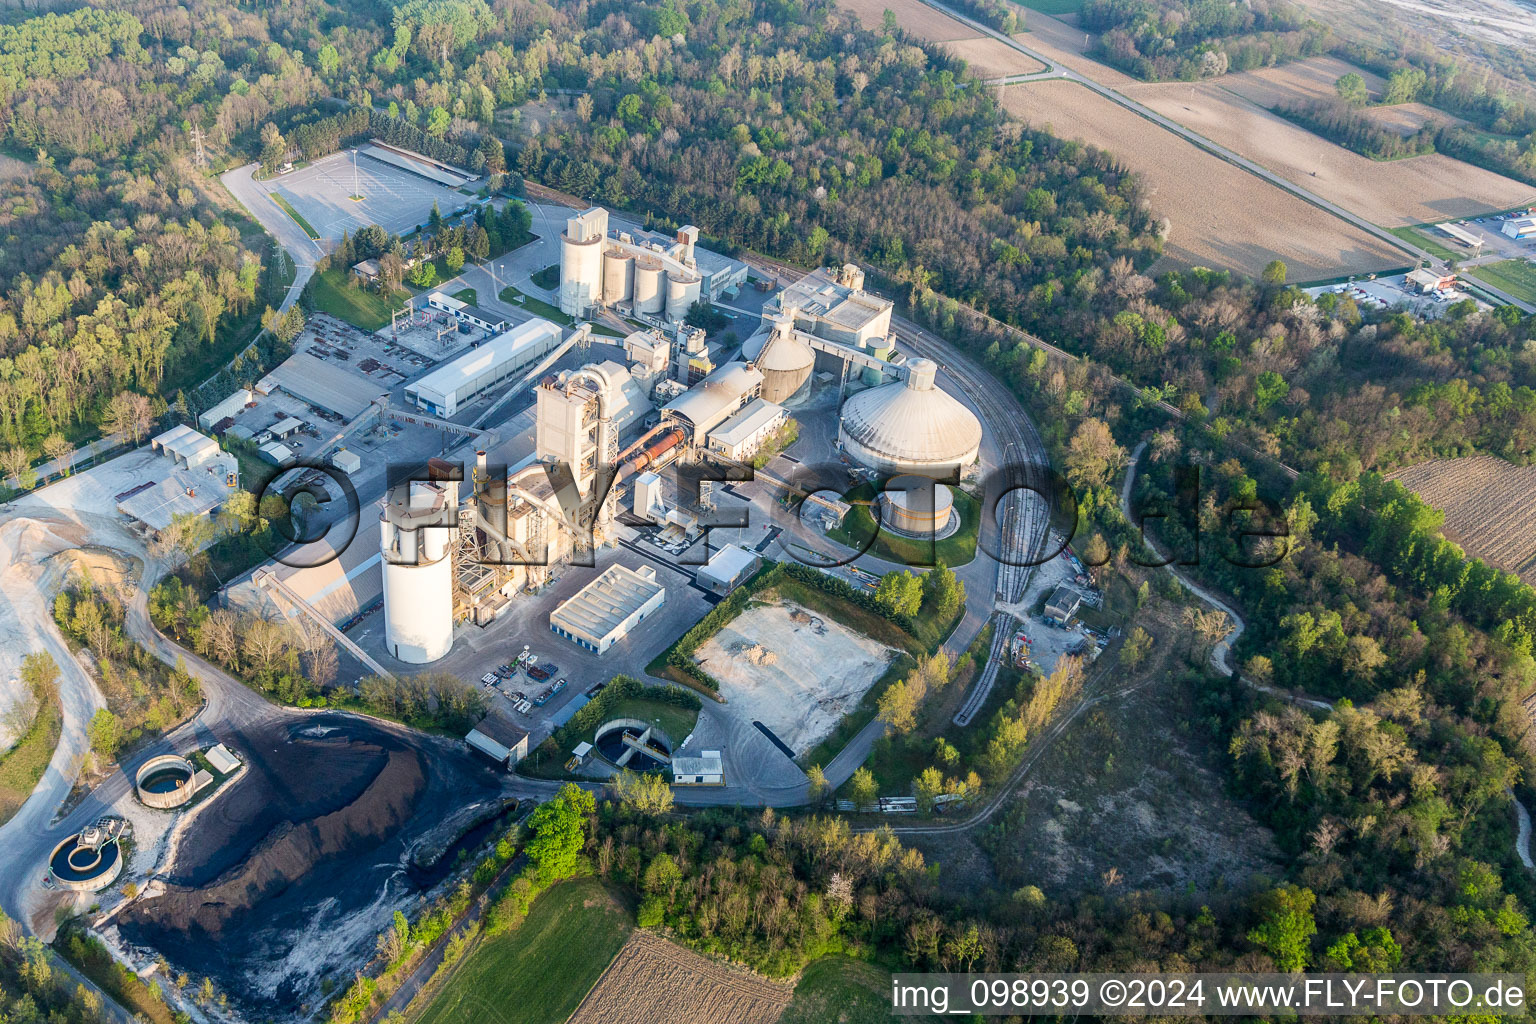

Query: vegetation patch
[416,879,632,1024]
[269,193,319,239]
[306,267,409,330]
[0,660,61,826]
[780,957,893,1024]
[827,480,981,567]
[499,285,570,324]
[530,263,560,290]
[1467,259,1536,305]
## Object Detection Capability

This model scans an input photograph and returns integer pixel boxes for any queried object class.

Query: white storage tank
[380,480,457,663]
[634,257,665,314]
[665,272,702,322]
[559,208,608,317]
[602,250,634,304]
[838,358,982,476]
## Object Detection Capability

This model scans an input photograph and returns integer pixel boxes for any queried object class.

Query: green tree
[875,570,922,618]
[426,106,452,137]
[1255,370,1291,412]
[914,766,944,813]
[1334,72,1369,106]
[445,247,465,275]
[1247,884,1317,972]
[849,766,878,810]
[524,783,594,884]
[88,708,123,760]
[1262,259,1288,286]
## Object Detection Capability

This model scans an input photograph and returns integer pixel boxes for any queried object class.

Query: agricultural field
[1390,456,1536,584]
[1466,259,1536,304]
[838,0,976,40]
[1365,102,1465,136]
[1000,81,1405,279]
[1124,81,1535,227]
[938,36,1045,78]
[779,958,894,1024]
[415,880,633,1024]
[1221,56,1387,109]
[568,931,791,1024]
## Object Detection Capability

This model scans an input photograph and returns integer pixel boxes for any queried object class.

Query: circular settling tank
[135,754,197,809]
[48,835,123,892]
[594,719,673,773]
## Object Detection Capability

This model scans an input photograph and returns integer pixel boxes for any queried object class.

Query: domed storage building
[748,320,815,404]
[837,358,982,476]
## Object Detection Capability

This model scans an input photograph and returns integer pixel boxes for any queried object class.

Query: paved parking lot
[269,152,473,244]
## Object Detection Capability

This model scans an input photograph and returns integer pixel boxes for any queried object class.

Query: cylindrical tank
[756,327,815,404]
[880,477,956,537]
[634,257,664,314]
[602,250,634,304]
[560,234,604,316]
[665,272,702,321]
[381,506,454,663]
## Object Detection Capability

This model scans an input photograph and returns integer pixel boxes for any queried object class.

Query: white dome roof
[838,358,981,474]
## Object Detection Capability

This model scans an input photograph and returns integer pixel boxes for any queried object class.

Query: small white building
[405,319,563,417]
[695,545,760,596]
[205,744,242,774]
[707,398,787,461]
[672,750,724,785]
[258,441,295,466]
[550,564,666,654]
[466,711,530,768]
[332,449,362,475]
[197,389,254,430]
[427,290,508,334]
[1501,216,1536,240]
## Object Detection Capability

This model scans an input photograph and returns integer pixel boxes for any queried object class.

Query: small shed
[205,744,241,774]
[269,416,304,438]
[1044,585,1082,625]
[332,449,362,475]
[672,750,724,786]
[466,711,530,769]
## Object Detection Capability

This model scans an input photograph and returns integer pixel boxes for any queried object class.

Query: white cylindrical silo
[665,272,701,321]
[381,499,455,664]
[634,257,664,314]
[560,234,604,316]
[602,250,634,304]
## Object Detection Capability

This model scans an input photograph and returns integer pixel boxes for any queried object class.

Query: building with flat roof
[695,545,760,596]
[258,351,382,420]
[119,435,240,536]
[405,319,563,417]
[672,750,724,785]
[1044,585,1082,625]
[466,711,530,768]
[707,398,787,461]
[549,563,666,654]
[198,389,254,431]
[767,264,893,349]
[427,290,508,334]
[661,363,764,442]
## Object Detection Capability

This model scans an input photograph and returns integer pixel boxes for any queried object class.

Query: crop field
[838,0,977,40]
[1001,81,1405,279]
[1125,82,1535,227]
[416,880,633,1024]
[939,36,1045,78]
[1466,259,1536,304]
[1365,102,1465,135]
[1221,56,1387,109]
[1390,456,1536,583]
[568,931,791,1024]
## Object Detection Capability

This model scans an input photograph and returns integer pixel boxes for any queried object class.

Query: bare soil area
[695,600,898,754]
[837,0,977,40]
[569,931,791,1024]
[1390,456,1536,583]
[1222,56,1386,108]
[982,602,1278,893]
[1125,82,1535,227]
[1008,13,1144,88]
[1000,80,1405,279]
[1365,102,1465,136]
[939,36,1045,78]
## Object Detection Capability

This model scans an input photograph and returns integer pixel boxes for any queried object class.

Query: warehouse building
[706,398,787,461]
[465,710,530,768]
[1406,268,1457,294]
[198,389,254,431]
[1502,216,1536,240]
[695,545,760,596]
[549,563,666,654]
[405,319,563,416]
[152,425,224,470]
[120,429,240,536]
[258,351,382,420]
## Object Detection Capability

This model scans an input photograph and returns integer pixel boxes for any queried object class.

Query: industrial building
[258,351,383,420]
[768,264,894,349]
[119,427,241,536]
[880,477,957,537]
[427,291,508,334]
[1406,268,1457,294]
[1045,586,1083,625]
[466,710,530,768]
[661,363,765,442]
[672,750,724,786]
[559,206,747,321]
[535,361,653,499]
[1436,222,1484,252]
[695,545,761,596]
[198,389,254,431]
[706,398,787,461]
[549,563,666,654]
[1502,216,1536,240]
[405,318,563,416]
[838,358,981,476]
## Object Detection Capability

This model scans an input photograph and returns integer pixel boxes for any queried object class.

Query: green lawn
[1467,259,1536,305]
[270,193,319,239]
[499,285,571,325]
[604,697,699,746]
[1389,226,1457,261]
[415,879,632,1024]
[827,482,981,568]
[0,698,60,826]
[781,958,909,1024]
[1015,0,1085,15]
[308,267,410,330]
[452,288,478,305]
[530,264,559,290]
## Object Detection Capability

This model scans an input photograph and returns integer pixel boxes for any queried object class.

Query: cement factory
[360,217,982,670]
